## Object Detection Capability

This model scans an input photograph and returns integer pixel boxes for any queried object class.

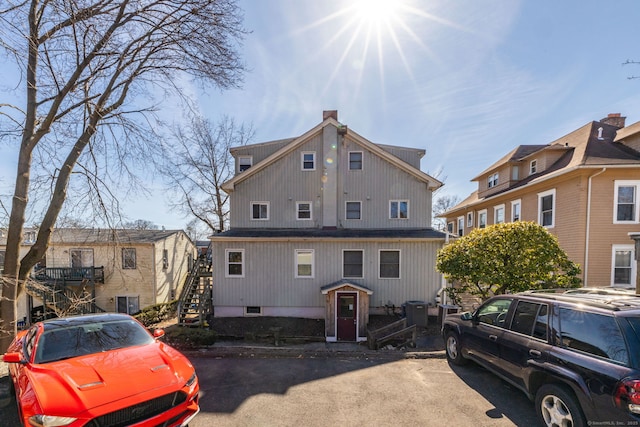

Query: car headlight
[185,372,197,388]
[29,415,77,427]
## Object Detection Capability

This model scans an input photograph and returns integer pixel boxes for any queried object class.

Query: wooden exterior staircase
[177,253,213,327]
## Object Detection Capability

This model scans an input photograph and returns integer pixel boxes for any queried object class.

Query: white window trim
[389,200,409,219]
[494,204,505,224]
[466,212,474,228]
[295,249,314,278]
[611,244,636,287]
[447,222,454,234]
[511,199,521,222]
[296,201,313,221]
[538,189,556,228]
[345,201,362,220]
[342,249,364,279]
[378,249,401,280]
[477,209,487,229]
[225,249,245,278]
[530,159,538,175]
[348,151,363,171]
[301,151,316,171]
[238,155,253,172]
[457,216,464,237]
[613,180,640,224]
[488,173,498,188]
[250,201,270,220]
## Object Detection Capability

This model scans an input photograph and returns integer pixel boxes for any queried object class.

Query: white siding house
[210,111,446,342]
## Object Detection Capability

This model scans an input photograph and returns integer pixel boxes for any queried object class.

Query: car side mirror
[153,329,165,339]
[460,312,474,321]
[3,352,26,364]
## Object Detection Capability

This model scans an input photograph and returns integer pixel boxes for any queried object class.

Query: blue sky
[3,0,640,230]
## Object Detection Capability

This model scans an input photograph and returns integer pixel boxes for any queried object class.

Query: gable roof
[448,118,640,214]
[222,116,443,192]
[320,279,374,295]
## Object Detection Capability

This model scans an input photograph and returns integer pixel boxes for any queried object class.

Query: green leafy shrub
[162,325,217,350]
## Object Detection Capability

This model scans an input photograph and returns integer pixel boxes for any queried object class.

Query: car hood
[27,342,192,415]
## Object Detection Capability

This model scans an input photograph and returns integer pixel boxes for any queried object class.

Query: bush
[162,325,217,350]
[134,301,178,327]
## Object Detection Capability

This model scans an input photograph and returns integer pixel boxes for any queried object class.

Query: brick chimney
[600,113,626,128]
[323,110,338,121]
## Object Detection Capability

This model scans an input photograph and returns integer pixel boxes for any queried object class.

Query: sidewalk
[185,332,446,360]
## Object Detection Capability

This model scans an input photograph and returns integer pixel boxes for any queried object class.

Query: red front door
[337,293,357,341]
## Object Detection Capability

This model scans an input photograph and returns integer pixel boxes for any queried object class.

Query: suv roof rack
[517,292,640,312]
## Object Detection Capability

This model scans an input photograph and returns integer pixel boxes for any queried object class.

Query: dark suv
[442,292,640,426]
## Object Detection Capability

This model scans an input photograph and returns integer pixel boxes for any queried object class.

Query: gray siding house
[210,111,446,342]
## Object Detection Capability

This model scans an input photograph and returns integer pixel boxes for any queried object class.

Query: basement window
[245,306,262,316]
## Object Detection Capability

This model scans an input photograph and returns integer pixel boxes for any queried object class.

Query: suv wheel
[445,331,468,365]
[535,384,585,427]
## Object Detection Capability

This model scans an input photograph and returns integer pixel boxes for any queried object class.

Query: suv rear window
[558,308,629,365]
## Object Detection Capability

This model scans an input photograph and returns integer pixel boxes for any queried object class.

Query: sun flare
[351,0,402,28]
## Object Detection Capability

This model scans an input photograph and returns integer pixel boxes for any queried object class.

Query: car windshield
[34,319,154,364]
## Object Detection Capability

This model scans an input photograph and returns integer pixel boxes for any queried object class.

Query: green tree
[436,221,581,300]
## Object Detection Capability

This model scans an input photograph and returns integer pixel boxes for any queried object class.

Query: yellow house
[443,113,640,289]
[1,228,196,323]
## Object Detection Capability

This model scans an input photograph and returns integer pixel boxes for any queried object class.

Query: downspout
[151,243,157,305]
[584,168,606,286]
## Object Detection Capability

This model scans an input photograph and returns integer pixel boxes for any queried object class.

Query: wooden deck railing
[34,266,105,284]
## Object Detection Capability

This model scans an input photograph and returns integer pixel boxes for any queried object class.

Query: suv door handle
[489,335,498,342]
[529,349,541,357]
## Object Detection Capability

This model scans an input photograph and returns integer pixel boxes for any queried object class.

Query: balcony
[34,266,105,284]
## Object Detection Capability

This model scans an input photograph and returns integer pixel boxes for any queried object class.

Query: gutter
[584,168,607,286]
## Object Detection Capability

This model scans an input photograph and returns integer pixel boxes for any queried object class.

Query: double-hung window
[226,249,244,277]
[295,249,314,278]
[478,210,487,229]
[297,202,312,220]
[379,250,400,279]
[511,200,521,222]
[494,205,505,224]
[349,152,363,170]
[530,160,538,175]
[302,152,316,170]
[612,245,635,287]
[122,248,136,269]
[614,181,640,223]
[238,156,252,172]
[488,173,498,188]
[390,200,408,219]
[251,202,269,220]
[538,189,555,227]
[457,217,464,237]
[346,201,361,220]
[343,250,363,278]
[466,212,473,228]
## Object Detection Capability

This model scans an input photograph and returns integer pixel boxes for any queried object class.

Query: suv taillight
[615,379,640,414]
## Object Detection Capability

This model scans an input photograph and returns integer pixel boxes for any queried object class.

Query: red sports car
[3,313,200,427]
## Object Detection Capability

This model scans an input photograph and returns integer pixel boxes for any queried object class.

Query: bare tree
[0,0,247,351]
[162,115,254,233]
[432,194,461,232]
[123,219,159,230]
